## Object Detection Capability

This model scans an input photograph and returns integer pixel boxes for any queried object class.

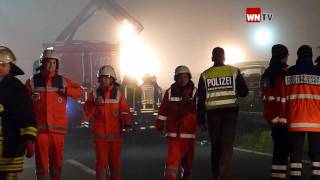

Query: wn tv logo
[246,8,273,22]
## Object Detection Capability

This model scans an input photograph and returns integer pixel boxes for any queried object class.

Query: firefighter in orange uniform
[261,44,289,179]
[84,65,132,180]
[156,65,197,180]
[279,45,320,180]
[25,48,82,180]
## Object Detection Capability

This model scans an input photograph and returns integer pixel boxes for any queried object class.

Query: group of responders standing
[156,47,248,180]
[261,44,320,180]
[2,43,320,180]
[0,45,249,180]
[0,46,131,180]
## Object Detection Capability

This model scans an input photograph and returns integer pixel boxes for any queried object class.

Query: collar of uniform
[40,68,57,78]
[170,81,194,97]
[99,83,114,93]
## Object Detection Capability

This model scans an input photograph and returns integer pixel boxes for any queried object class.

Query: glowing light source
[119,20,159,84]
[253,27,273,46]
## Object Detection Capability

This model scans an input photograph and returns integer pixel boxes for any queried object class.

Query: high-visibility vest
[202,65,238,110]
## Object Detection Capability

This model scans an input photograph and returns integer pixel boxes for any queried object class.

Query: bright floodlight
[254,27,272,46]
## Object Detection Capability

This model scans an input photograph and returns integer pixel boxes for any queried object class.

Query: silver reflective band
[180,133,196,139]
[46,87,60,92]
[104,99,119,103]
[140,109,155,113]
[281,98,286,103]
[207,91,235,98]
[290,163,302,168]
[290,123,320,128]
[290,171,302,176]
[121,112,129,115]
[169,97,182,102]
[192,87,197,98]
[268,96,276,101]
[276,97,281,102]
[166,133,195,139]
[206,99,237,106]
[271,117,280,124]
[272,165,287,171]
[166,132,177,137]
[312,162,320,167]
[30,77,35,91]
[287,94,320,100]
[312,170,320,175]
[158,115,167,121]
[271,173,287,178]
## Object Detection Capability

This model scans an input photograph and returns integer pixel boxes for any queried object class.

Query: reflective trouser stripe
[272,165,287,171]
[166,133,196,139]
[312,162,320,176]
[164,165,178,178]
[312,162,320,167]
[312,170,320,175]
[271,165,287,179]
[290,163,302,169]
[157,115,167,121]
[271,173,287,178]
[290,171,302,176]
[290,163,302,177]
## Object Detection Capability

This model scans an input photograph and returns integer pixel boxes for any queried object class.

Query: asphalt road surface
[19,128,312,180]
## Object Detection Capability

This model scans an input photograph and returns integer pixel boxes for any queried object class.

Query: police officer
[197,47,248,180]
[0,46,37,180]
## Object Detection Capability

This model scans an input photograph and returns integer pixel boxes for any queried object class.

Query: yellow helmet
[0,46,16,64]
[0,46,24,75]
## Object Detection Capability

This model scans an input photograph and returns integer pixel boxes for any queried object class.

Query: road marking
[234,147,272,157]
[66,159,95,176]
[198,140,310,164]
[234,147,311,164]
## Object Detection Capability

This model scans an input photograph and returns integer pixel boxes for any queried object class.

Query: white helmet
[174,65,192,81]
[40,48,60,63]
[0,46,24,75]
[97,65,117,80]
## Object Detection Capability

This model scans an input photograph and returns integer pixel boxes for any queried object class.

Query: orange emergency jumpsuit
[25,70,82,180]
[156,82,197,180]
[84,83,131,180]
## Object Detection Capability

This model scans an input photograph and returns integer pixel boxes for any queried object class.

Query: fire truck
[35,0,144,129]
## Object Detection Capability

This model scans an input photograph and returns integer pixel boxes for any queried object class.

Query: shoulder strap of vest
[52,75,66,88]
[29,76,35,92]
